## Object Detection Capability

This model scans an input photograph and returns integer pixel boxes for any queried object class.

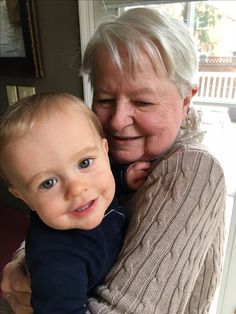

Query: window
[78,2,236,313]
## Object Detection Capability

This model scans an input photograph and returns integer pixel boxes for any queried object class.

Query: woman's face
[92,48,192,163]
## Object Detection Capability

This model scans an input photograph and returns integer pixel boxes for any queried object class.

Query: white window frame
[78,0,95,107]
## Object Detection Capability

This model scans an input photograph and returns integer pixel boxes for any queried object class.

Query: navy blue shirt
[26,198,127,314]
[111,163,133,197]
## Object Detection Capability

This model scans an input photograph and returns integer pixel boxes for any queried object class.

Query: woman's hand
[125,161,153,190]
[1,256,32,314]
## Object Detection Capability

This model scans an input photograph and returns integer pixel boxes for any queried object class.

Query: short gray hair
[81,7,198,97]
[81,7,204,144]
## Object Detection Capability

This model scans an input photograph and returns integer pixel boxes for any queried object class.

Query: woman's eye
[39,178,58,190]
[95,99,115,106]
[78,158,93,169]
[135,101,152,107]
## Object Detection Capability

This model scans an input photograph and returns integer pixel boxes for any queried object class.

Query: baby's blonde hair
[0,93,104,182]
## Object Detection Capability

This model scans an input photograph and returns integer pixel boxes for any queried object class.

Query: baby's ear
[9,187,33,210]
[8,186,26,202]
[102,138,109,154]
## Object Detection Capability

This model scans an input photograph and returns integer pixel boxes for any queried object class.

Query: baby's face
[3,108,115,230]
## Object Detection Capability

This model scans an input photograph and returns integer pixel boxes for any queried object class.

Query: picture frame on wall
[0,0,43,77]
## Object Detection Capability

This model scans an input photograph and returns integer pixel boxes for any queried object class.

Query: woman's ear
[182,86,198,117]
[191,86,198,97]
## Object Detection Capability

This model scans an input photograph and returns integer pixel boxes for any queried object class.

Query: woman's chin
[111,151,143,163]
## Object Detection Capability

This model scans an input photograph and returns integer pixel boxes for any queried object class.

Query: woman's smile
[109,134,142,143]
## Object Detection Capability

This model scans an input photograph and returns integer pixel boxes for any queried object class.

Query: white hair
[81,7,204,144]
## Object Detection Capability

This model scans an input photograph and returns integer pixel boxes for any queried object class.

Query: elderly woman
[1,7,225,314]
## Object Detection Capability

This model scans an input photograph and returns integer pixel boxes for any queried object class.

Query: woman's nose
[110,101,133,131]
[65,178,88,200]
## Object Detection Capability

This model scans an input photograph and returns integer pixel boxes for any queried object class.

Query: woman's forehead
[94,45,167,80]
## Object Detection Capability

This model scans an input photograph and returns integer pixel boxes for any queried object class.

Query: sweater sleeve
[87,147,226,314]
[184,220,224,314]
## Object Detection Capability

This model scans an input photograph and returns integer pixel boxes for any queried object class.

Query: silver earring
[181,117,193,129]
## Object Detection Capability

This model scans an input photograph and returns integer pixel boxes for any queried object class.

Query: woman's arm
[1,248,32,314]
[88,145,225,314]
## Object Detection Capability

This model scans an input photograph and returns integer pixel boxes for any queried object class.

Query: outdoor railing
[199,56,236,65]
[194,72,236,107]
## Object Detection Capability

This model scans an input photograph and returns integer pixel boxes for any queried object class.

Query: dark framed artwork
[0,0,43,77]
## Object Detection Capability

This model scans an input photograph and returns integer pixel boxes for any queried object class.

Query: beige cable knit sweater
[88,143,226,314]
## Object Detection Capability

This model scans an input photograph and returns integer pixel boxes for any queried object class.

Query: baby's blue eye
[40,178,58,190]
[78,158,92,169]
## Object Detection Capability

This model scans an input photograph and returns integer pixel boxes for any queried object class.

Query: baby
[0,93,129,314]
[0,92,152,313]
